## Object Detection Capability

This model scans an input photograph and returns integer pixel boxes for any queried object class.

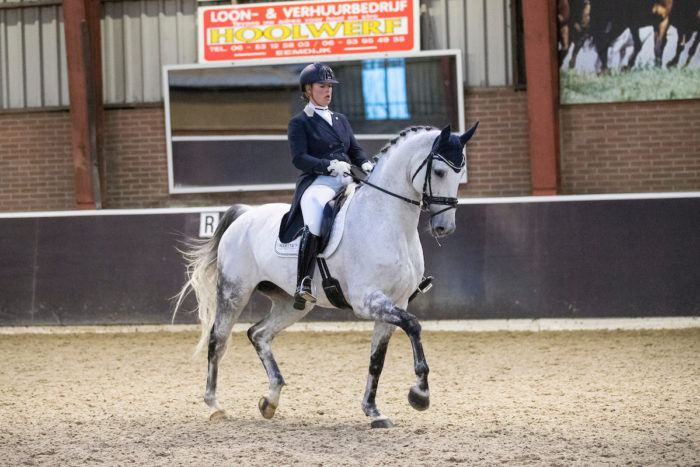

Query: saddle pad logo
[274,237,300,257]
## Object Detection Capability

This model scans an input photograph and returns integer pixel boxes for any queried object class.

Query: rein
[350,165,421,208]
[351,151,462,219]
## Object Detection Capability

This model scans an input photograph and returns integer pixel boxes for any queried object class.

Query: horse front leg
[362,321,397,428]
[363,292,430,414]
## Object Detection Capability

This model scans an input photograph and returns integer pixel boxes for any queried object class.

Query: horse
[174,123,479,428]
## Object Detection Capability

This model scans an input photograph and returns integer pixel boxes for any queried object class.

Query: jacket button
[328,144,332,148]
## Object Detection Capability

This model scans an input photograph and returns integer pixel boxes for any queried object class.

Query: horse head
[411,122,479,238]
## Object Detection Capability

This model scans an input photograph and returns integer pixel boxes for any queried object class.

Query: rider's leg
[294,225,319,307]
[295,182,336,308]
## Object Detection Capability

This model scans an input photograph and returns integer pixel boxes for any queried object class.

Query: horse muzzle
[430,217,456,238]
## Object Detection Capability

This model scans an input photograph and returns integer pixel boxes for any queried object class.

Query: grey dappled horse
[174,123,478,428]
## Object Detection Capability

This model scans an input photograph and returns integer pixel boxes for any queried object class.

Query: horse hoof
[408,386,430,411]
[209,410,227,422]
[370,417,394,429]
[258,396,277,419]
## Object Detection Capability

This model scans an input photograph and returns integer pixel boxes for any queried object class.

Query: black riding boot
[294,226,319,310]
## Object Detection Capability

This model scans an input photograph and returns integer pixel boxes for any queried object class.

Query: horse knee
[247,325,265,352]
[396,308,421,336]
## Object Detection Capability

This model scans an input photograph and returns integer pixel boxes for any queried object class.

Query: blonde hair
[301,84,311,103]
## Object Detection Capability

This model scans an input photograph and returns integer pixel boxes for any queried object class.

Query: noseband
[353,151,463,219]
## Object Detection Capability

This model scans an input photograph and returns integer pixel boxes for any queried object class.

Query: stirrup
[408,276,433,303]
[297,276,316,303]
[293,277,316,309]
[417,276,433,294]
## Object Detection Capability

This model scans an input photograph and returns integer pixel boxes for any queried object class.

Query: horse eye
[434,168,446,178]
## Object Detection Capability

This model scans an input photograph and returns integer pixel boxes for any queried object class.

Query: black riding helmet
[299,62,339,92]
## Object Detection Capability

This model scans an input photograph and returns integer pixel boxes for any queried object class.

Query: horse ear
[460,121,479,146]
[440,124,451,141]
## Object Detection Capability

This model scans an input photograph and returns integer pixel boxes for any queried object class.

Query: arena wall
[1,194,697,326]
[1,89,698,212]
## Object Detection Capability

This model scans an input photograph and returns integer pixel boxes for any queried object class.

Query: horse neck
[355,135,431,236]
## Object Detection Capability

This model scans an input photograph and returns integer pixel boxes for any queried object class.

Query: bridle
[352,151,464,219]
[411,151,464,216]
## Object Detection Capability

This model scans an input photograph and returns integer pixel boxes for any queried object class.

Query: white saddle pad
[274,186,355,259]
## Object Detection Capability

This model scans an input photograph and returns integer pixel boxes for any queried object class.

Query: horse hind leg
[247,282,312,419]
[204,275,251,420]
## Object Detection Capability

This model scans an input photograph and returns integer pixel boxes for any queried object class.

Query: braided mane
[373,126,436,162]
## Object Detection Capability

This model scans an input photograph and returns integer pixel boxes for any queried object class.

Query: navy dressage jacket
[278,107,368,243]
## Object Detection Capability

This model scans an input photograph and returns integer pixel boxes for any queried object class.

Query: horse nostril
[435,226,445,235]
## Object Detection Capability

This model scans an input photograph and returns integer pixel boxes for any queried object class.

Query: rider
[279,62,374,309]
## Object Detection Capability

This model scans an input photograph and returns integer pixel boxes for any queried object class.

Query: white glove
[361,161,374,173]
[328,159,351,177]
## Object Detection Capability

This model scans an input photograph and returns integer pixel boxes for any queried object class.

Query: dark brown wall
[1,90,699,212]
[2,196,698,325]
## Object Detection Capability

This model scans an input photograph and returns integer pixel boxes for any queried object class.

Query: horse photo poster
[557,0,700,104]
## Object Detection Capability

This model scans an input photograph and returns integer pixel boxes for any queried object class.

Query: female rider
[278,62,374,309]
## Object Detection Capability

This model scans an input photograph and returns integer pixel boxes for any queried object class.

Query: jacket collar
[304,102,333,118]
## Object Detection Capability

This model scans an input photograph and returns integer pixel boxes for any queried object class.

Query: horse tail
[173,204,251,356]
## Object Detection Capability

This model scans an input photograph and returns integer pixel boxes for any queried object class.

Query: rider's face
[307,83,333,107]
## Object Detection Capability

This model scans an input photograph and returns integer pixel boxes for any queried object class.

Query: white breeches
[301,174,351,235]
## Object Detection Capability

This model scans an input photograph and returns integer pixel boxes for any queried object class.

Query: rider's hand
[361,161,374,174]
[328,160,351,177]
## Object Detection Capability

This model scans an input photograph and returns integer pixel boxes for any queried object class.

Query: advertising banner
[198,0,419,63]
